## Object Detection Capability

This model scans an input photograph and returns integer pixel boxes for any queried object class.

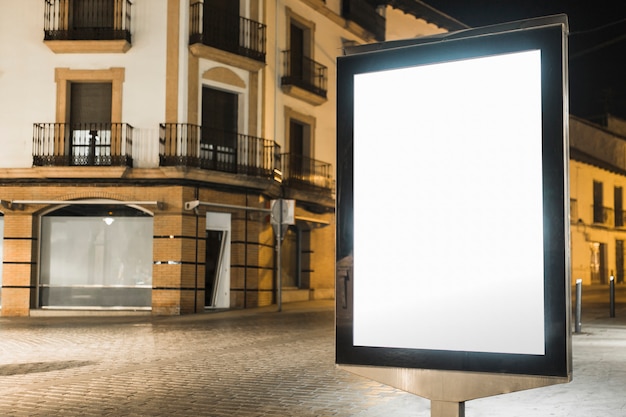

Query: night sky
[425,1,626,122]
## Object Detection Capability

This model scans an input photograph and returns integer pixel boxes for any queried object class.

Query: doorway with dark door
[205,229,227,307]
[69,82,112,165]
[203,0,240,54]
[599,242,608,284]
[201,86,238,171]
[281,226,299,289]
[616,240,624,284]
[205,212,231,309]
[288,119,311,182]
[71,0,115,37]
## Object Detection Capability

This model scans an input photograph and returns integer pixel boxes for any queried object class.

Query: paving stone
[0,300,625,416]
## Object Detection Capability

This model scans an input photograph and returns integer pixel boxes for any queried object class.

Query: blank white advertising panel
[353,50,544,355]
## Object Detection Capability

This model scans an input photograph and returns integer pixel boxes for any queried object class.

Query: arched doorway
[39,204,153,309]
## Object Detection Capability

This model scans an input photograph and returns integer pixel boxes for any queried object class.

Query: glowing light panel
[352,50,545,355]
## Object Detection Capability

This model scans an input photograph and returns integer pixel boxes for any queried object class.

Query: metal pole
[575,279,582,333]
[431,400,465,417]
[610,275,615,318]
[277,200,283,312]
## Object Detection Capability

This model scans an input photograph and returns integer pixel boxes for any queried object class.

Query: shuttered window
[70,82,113,165]
[70,82,112,124]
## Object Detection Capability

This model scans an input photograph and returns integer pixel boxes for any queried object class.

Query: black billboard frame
[336,15,571,379]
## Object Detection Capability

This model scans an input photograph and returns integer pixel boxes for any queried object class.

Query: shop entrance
[39,204,153,309]
[205,212,231,308]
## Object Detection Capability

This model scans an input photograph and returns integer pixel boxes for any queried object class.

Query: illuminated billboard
[336,15,571,377]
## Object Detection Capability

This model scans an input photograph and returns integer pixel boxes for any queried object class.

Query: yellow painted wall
[570,159,626,285]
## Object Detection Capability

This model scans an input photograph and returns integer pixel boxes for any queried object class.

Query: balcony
[43,0,132,53]
[341,0,385,42]
[281,51,328,105]
[189,1,266,64]
[280,153,334,192]
[33,123,133,167]
[159,124,279,178]
[615,210,626,228]
[592,205,613,226]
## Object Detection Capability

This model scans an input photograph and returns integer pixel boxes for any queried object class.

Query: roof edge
[344,13,568,55]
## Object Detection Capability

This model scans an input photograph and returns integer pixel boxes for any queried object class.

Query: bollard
[575,279,582,333]
[610,276,615,318]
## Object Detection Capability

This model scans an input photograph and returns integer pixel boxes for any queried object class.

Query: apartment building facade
[0,0,460,316]
[570,115,626,285]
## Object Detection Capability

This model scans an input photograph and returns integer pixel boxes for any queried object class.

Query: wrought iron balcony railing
[189,2,266,62]
[592,205,613,226]
[281,51,328,98]
[33,123,133,167]
[280,153,334,191]
[159,124,279,177]
[44,0,132,42]
[341,0,385,42]
[616,210,626,228]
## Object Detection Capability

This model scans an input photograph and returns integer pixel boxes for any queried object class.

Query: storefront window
[40,205,152,308]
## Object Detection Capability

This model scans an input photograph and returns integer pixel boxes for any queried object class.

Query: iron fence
[281,51,327,98]
[280,153,333,191]
[159,124,278,177]
[44,0,132,42]
[189,1,266,62]
[33,122,133,167]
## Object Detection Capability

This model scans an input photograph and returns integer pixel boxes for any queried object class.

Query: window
[593,180,604,224]
[615,186,623,227]
[71,0,115,34]
[617,240,624,284]
[40,205,153,308]
[70,82,113,165]
[282,9,327,103]
[201,86,239,171]
[55,68,124,123]
[284,108,316,184]
[289,20,312,86]
[288,119,310,179]
[54,68,126,166]
[202,0,240,54]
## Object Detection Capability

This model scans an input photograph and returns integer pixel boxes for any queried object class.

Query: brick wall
[0,181,335,316]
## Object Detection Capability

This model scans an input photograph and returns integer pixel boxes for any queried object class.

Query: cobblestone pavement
[0,301,429,417]
[0,295,625,417]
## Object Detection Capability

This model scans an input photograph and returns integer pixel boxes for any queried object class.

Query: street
[0,292,625,416]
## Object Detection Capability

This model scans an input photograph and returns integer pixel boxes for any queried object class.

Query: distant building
[570,115,626,285]
[0,0,461,316]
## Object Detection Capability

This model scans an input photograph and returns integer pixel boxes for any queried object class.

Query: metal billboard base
[339,364,570,417]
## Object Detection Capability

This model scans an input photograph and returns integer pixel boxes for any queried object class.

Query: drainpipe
[244,193,248,308]
[194,186,199,312]
[274,0,281,309]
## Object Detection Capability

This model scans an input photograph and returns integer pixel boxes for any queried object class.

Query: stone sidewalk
[0,298,625,416]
